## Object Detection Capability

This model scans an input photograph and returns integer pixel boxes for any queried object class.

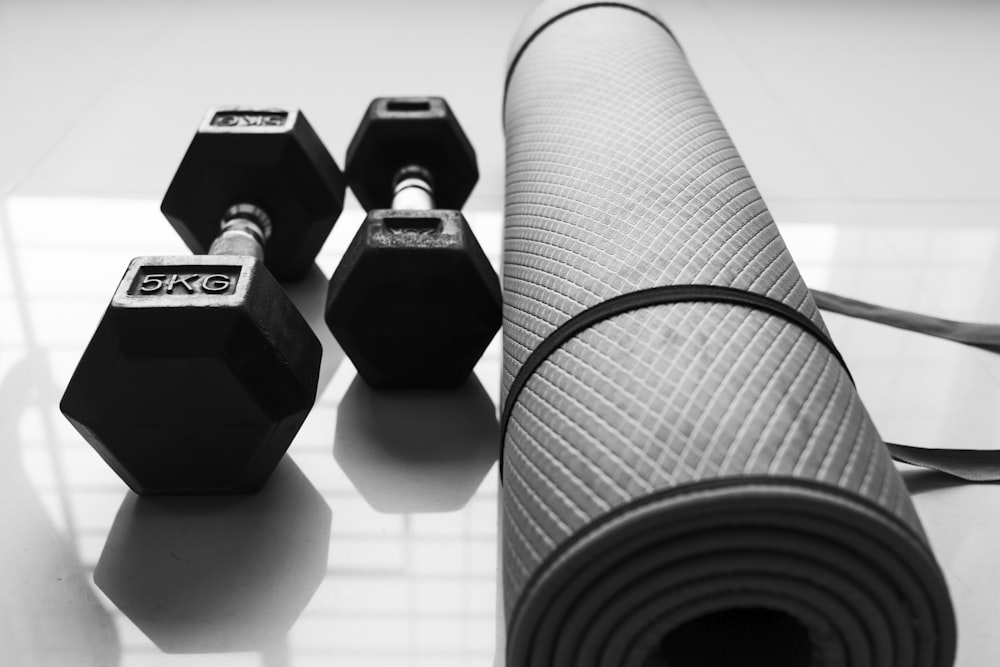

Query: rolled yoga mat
[499,1,957,665]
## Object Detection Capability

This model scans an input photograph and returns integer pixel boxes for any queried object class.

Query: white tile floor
[2,1,999,665]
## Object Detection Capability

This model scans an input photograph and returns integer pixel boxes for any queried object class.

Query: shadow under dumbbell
[282,262,345,395]
[93,457,330,654]
[333,373,498,513]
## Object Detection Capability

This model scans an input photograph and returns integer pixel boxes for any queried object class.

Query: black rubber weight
[500,1,956,666]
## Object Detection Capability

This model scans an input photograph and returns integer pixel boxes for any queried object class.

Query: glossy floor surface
[2,1,999,665]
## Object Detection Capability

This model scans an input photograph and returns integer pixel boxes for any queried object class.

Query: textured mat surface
[500,1,956,665]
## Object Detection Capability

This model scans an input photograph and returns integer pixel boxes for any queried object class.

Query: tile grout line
[0,0,197,570]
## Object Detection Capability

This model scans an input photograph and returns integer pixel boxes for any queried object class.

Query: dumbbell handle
[207,203,272,261]
[391,166,435,210]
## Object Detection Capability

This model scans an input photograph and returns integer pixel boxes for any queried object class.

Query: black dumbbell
[60,107,345,495]
[326,97,502,389]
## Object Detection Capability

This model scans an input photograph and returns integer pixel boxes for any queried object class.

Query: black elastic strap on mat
[886,442,1000,482]
[500,283,1000,483]
[813,288,1000,481]
[813,288,1000,355]
[499,284,850,477]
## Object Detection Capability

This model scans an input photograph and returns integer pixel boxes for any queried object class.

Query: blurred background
[2,0,999,665]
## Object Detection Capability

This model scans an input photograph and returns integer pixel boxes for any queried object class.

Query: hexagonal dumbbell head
[61,255,321,494]
[326,210,502,389]
[162,108,345,281]
[345,97,478,210]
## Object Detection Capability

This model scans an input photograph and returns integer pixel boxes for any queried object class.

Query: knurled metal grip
[500,2,956,666]
[206,204,272,260]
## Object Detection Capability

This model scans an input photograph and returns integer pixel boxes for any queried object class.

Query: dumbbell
[60,108,345,495]
[326,97,502,389]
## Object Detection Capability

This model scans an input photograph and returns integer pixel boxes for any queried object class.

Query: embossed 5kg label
[211,111,288,127]
[129,266,240,296]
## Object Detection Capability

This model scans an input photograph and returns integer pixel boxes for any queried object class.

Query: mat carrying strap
[811,288,1000,481]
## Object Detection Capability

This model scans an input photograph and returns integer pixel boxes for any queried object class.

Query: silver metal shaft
[208,203,272,260]
[391,166,435,210]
